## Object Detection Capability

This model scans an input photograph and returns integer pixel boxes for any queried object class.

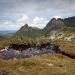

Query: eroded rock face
[44,18,65,31]
[0,44,61,59]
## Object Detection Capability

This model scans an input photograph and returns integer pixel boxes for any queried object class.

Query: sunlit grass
[51,40,75,57]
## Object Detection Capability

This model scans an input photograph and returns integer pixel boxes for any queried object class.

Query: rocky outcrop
[0,44,61,59]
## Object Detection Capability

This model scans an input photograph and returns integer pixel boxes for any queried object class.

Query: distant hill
[17,24,40,33]
[16,24,44,38]
[0,30,16,40]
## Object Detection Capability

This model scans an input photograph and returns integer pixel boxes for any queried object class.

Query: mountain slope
[64,16,75,27]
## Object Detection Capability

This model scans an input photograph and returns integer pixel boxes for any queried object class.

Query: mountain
[17,17,75,34]
[44,16,75,31]
[16,24,43,37]
[17,24,40,33]
[43,18,66,31]
[64,16,75,27]
[15,16,75,38]
[43,17,75,41]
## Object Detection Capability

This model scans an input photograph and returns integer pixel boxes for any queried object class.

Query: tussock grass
[0,35,51,49]
[0,54,75,75]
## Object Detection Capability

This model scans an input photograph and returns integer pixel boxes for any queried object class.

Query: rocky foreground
[0,43,60,59]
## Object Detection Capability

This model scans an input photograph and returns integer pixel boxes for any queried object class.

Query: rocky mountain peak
[19,24,30,32]
[24,24,29,28]
[48,18,64,25]
[16,24,40,34]
[22,24,28,28]
[44,18,65,31]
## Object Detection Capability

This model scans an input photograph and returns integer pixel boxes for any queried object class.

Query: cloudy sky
[0,0,75,30]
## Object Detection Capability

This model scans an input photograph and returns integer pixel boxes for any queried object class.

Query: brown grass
[0,54,75,75]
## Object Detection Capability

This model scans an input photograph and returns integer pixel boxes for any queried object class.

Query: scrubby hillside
[47,28,75,41]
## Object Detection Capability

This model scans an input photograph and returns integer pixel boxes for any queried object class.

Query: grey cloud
[0,0,75,20]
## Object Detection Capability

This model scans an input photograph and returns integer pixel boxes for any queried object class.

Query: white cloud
[53,16,62,19]
[16,16,48,29]
[17,14,29,25]
[0,14,30,30]
[0,15,49,30]
[33,17,45,24]
[30,17,49,28]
